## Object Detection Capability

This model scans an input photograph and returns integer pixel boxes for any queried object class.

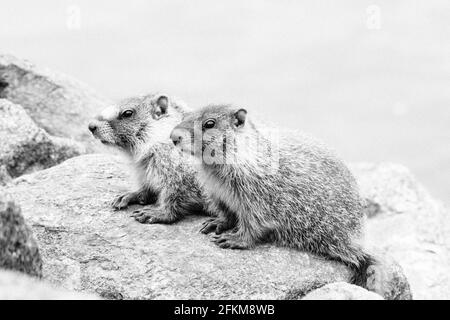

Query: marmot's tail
[328,245,376,288]
[348,251,376,287]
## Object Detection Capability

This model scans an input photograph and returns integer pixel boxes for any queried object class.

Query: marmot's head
[89,94,187,154]
[170,104,248,165]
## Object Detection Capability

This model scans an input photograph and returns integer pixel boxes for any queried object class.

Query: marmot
[88,93,206,223]
[170,104,374,286]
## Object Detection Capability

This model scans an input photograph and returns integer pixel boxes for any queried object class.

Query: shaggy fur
[89,93,206,224]
[171,104,375,287]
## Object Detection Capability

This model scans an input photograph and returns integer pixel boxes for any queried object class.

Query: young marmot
[88,93,206,223]
[170,104,374,286]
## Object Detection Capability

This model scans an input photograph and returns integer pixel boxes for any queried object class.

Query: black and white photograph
[0,0,449,307]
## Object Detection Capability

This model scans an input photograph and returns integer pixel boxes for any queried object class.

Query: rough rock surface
[0,270,99,299]
[366,253,412,300]
[3,155,415,299]
[5,154,355,299]
[302,282,383,300]
[0,54,110,149]
[0,99,85,180]
[0,165,12,186]
[353,163,433,217]
[0,193,42,277]
[352,163,450,300]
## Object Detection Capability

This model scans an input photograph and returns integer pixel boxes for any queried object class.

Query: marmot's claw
[111,193,131,210]
[211,233,248,250]
[215,224,227,234]
[131,208,168,224]
[201,218,215,226]
[200,218,231,234]
[200,219,218,234]
[130,210,143,218]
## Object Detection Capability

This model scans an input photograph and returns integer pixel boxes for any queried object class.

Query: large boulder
[0,193,42,277]
[3,154,355,299]
[0,99,85,181]
[3,154,413,299]
[302,282,383,300]
[0,54,110,150]
[0,270,99,300]
[352,163,450,300]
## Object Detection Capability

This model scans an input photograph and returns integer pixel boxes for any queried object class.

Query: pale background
[1,0,449,201]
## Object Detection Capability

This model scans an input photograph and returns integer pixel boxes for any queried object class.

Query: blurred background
[1,0,449,201]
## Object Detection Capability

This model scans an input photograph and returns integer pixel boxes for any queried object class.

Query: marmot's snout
[88,120,104,139]
[87,118,115,146]
[170,127,184,146]
[88,122,97,134]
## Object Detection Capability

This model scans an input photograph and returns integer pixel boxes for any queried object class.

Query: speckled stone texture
[352,163,450,300]
[2,154,418,300]
[0,54,110,150]
[5,154,355,299]
[0,99,85,181]
[0,193,42,277]
[0,270,99,299]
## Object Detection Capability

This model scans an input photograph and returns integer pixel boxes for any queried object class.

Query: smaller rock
[366,253,413,300]
[351,162,428,216]
[0,99,85,178]
[0,54,110,149]
[0,193,42,277]
[0,165,12,186]
[0,270,99,300]
[353,162,450,299]
[302,282,383,300]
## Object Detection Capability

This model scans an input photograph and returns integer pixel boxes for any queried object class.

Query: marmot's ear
[153,95,169,119]
[233,108,247,128]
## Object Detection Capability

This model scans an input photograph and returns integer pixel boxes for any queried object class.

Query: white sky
[1,0,449,200]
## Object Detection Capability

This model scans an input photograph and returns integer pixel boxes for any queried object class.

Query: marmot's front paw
[131,208,175,224]
[211,232,249,250]
[200,217,234,234]
[111,192,137,210]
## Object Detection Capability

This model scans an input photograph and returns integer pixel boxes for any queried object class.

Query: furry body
[171,104,374,286]
[89,93,206,223]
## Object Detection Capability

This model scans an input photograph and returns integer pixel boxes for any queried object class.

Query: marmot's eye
[121,110,134,118]
[203,119,216,129]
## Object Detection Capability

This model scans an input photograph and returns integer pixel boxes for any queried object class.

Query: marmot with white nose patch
[88,94,207,223]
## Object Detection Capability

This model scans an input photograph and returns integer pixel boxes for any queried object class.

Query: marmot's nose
[88,122,97,134]
[170,128,184,146]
